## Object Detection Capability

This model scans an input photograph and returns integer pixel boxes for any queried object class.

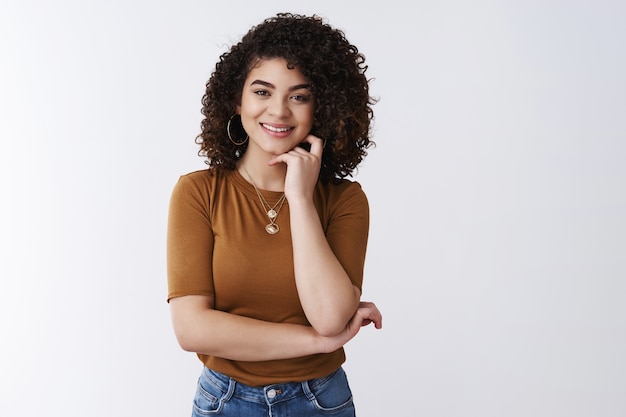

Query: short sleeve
[166,174,215,301]
[325,182,370,292]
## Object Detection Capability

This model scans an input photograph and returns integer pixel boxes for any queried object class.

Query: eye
[291,94,311,102]
[253,89,270,97]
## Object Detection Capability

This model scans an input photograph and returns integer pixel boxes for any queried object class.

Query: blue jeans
[191,366,357,417]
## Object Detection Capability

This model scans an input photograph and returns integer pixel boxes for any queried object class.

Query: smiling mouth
[262,123,292,133]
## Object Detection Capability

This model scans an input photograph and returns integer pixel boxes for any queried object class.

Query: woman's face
[237,58,315,157]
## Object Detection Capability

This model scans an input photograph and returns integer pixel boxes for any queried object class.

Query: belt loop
[224,376,236,401]
[301,379,315,401]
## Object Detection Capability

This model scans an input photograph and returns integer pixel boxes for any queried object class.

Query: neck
[237,154,286,192]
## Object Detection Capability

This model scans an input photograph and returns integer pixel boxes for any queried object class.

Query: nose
[268,97,291,118]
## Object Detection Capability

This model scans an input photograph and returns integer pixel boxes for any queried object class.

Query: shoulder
[170,168,233,203]
[178,168,217,185]
[316,178,369,210]
[174,169,229,191]
[319,178,366,196]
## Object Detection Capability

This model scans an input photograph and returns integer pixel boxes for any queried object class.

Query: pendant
[267,209,277,219]
[265,223,280,234]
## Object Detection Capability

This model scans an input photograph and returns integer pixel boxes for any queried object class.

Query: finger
[267,153,290,166]
[369,307,383,329]
[357,304,383,329]
[288,146,311,156]
[373,310,383,329]
[301,134,324,158]
[268,145,309,165]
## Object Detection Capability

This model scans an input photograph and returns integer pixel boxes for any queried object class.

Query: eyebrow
[250,79,311,91]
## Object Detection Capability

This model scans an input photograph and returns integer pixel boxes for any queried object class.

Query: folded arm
[169,295,381,361]
[270,136,370,337]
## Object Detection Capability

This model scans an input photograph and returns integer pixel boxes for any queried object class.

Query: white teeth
[263,124,290,133]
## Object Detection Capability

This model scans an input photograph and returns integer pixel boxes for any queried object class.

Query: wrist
[304,326,327,354]
[285,194,313,208]
[309,327,344,354]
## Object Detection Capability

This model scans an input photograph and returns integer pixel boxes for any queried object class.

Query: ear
[235,104,241,114]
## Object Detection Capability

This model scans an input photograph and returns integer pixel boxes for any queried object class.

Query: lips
[262,123,293,133]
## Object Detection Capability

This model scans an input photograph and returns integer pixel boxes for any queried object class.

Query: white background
[1,0,625,416]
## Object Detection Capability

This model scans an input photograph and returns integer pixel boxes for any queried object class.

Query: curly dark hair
[195,13,376,182]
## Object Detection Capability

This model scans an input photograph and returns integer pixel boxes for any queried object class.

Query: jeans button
[267,389,276,399]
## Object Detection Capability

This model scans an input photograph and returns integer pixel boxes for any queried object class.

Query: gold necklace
[244,169,286,235]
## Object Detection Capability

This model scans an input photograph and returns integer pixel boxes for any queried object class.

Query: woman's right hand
[320,301,383,353]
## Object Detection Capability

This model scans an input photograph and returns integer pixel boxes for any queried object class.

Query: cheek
[240,116,257,136]
[298,107,315,127]
[239,102,264,126]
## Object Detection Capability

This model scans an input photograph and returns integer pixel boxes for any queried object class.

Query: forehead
[245,58,308,85]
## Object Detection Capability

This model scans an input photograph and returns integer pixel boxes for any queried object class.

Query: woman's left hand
[318,301,383,353]
[268,134,324,202]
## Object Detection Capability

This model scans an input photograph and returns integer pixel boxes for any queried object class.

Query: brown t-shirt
[167,168,369,386]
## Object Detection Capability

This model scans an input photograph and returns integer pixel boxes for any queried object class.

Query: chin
[264,141,298,154]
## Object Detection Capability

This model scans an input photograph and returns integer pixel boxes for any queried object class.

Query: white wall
[1,1,624,416]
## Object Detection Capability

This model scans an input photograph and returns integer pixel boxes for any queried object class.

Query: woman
[167,13,382,417]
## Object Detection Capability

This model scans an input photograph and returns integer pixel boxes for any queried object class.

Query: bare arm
[270,136,363,336]
[169,295,381,361]
[288,198,361,336]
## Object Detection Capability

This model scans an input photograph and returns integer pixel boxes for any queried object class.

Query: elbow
[171,311,205,353]
[169,295,215,353]
[174,330,198,353]
[310,318,349,338]
[308,287,361,337]
[315,326,345,338]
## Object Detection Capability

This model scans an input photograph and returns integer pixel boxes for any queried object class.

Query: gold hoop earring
[227,114,249,146]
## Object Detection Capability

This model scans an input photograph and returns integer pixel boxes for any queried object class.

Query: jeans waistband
[201,366,342,405]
